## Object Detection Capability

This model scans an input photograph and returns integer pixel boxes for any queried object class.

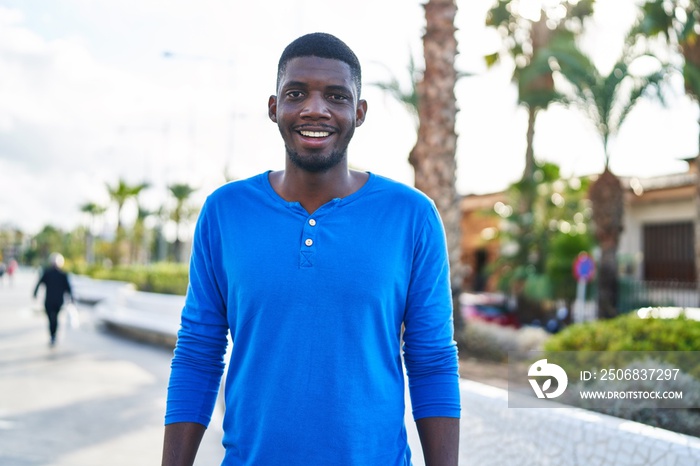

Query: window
[643,222,695,283]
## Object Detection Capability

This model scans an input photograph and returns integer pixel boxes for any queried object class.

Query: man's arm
[163,202,228,466]
[162,422,207,466]
[64,273,74,302]
[33,271,44,298]
[416,416,459,466]
[403,204,461,465]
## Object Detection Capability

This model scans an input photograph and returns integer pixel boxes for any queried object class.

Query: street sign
[573,253,595,282]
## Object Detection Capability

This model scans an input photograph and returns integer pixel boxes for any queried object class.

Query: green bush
[544,312,700,353]
[544,313,700,380]
[74,262,189,295]
[543,312,700,437]
[546,233,594,302]
[142,263,190,295]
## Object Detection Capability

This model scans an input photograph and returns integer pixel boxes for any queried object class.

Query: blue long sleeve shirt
[166,172,460,465]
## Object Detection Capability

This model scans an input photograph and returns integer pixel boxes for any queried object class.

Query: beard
[285,146,347,173]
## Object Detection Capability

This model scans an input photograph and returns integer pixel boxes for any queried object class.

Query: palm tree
[371,53,421,127]
[556,46,668,318]
[485,0,595,314]
[371,2,470,335]
[485,0,595,207]
[79,202,106,265]
[409,0,466,334]
[131,203,153,264]
[106,179,149,264]
[151,205,171,262]
[631,0,700,291]
[168,183,198,262]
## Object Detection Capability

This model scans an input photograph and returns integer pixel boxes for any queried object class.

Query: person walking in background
[6,258,18,286]
[162,33,460,466]
[33,252,74,347]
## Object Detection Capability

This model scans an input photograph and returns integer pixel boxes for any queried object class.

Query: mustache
[293,124,337,132]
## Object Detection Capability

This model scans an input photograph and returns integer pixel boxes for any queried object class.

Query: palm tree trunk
[410,0,465,334]
[523,106,537,183]
[112,205,125,265]
[694,107,700,296]
[85,231,94,265]
[589,168,624,319]
[518,105,539,227]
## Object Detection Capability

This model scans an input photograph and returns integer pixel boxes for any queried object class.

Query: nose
[300,92,331,119]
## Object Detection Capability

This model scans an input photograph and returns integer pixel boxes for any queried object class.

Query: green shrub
[544,313,700,381]
[544,312,700,353]
[75,262,189,295]
[142,263,189,295]
[546,233,594,302]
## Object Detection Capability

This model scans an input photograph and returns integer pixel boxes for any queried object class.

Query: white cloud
[0,0,697,234]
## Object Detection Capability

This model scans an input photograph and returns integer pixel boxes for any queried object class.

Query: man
[33,252,73,346]
[163,32,460,466]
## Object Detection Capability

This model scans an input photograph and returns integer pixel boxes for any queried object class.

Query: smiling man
[272,54,362,175]
[162,32,460,466]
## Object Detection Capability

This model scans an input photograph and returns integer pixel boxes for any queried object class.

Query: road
[2,268,699,465]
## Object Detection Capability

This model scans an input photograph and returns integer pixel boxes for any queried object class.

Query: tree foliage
[492,161,593,304]
[486,0,595,182]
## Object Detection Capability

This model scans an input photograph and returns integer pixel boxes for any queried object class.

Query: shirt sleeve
[402,202,461,420]
[33,271,44,297]
[65,273,73,300]
[165,200,230,427]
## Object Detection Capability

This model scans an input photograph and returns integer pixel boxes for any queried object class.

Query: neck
[270,163,368,214]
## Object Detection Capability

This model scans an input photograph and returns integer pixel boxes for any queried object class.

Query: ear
[355,99,368,127]
[268,95,278,123]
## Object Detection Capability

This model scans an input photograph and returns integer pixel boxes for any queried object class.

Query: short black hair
[277,32,362,96]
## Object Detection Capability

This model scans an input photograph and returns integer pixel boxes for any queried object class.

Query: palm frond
[369,55,420,123]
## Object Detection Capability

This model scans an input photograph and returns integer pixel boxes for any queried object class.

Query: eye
[285,91,304,99]
[328,94,349,102]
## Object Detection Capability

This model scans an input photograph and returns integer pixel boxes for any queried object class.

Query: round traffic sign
[573,253,595,282]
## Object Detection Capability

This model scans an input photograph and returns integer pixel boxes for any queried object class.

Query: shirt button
[309,219,317,226]
[305,239,313,247]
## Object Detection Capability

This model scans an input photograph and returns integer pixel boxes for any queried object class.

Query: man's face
[268,56,367,173]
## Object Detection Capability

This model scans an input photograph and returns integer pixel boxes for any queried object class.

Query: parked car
[459,292,520,328]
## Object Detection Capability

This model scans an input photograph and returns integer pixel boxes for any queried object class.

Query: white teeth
[300,131,330,138]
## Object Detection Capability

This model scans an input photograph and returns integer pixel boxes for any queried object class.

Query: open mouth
[298,130,331,138]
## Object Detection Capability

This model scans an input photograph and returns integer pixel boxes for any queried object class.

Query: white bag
[64,302,81,329]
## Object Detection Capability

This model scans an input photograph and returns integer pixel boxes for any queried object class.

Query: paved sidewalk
[4,270,699,465]
[0,270,225,466]
[459,379,700,465]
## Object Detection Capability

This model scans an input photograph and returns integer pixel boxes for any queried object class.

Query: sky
[0,0,697,235]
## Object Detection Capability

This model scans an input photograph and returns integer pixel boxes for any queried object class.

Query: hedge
[75,262,189,295]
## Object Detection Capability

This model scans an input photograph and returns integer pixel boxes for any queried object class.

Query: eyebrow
[281,81,354,95]
[326,85,353,95]
[281,81,309,90]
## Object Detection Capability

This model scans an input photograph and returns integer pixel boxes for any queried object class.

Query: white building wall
[620,197,695,280]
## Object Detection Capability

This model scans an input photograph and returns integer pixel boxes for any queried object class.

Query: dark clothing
[34,266,73,307]
[34,266,73,342]
[45,304,61,342]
